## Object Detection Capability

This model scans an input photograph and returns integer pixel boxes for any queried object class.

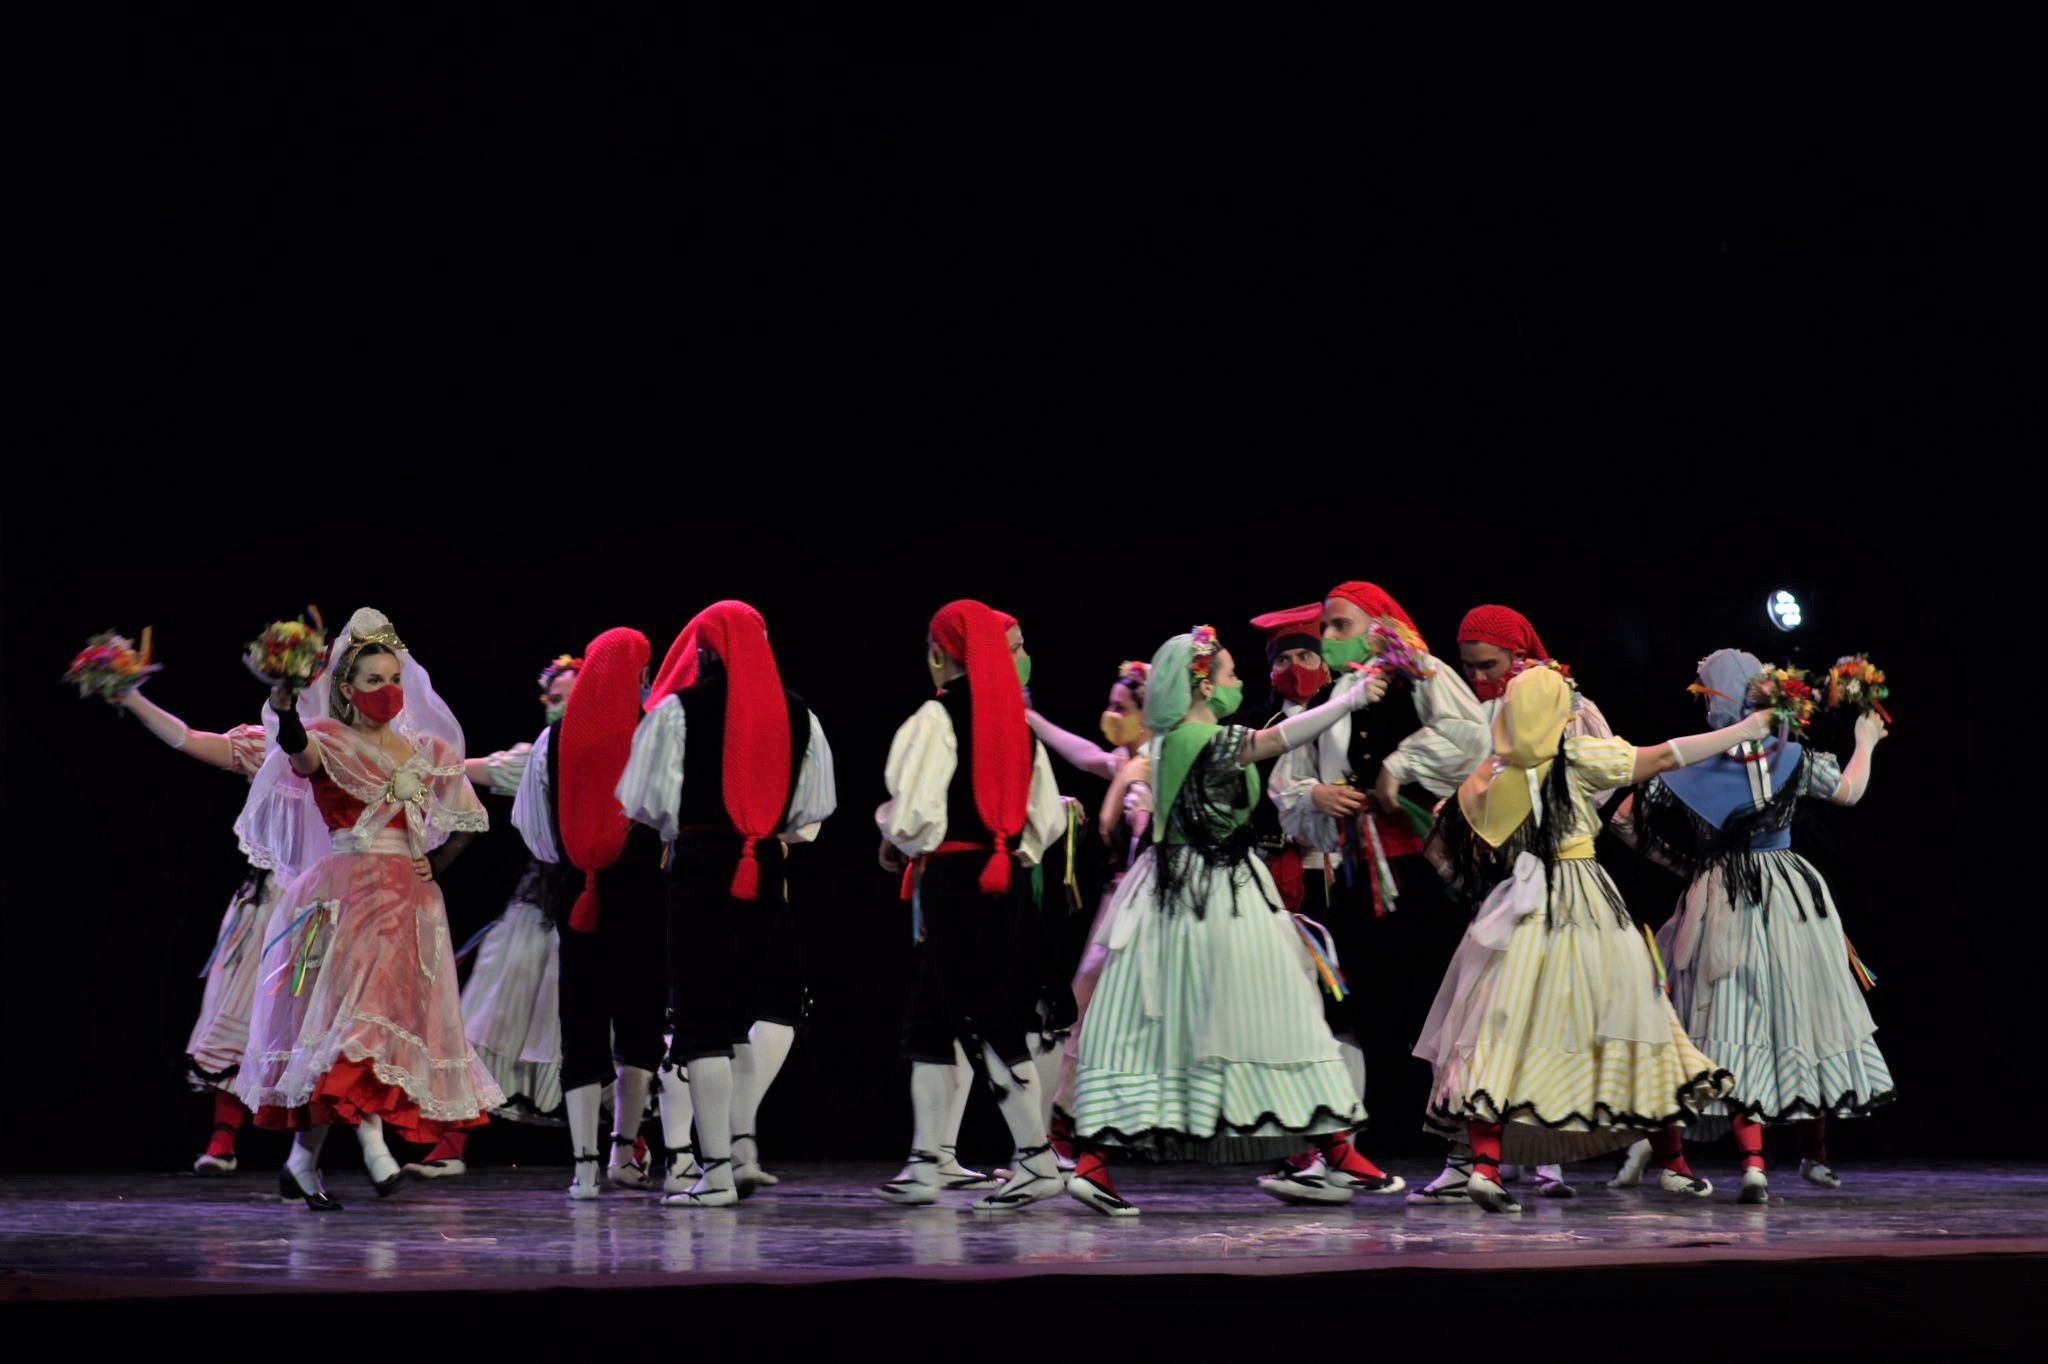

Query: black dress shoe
[279,1168,343,1212]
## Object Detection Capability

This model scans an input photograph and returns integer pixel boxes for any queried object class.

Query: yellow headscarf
[1457,666,1574,847]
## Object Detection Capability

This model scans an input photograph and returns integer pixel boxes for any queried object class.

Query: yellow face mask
[927,646,949,690]
[1100,710,1146,750]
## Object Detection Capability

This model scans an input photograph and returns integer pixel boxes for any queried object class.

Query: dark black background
[4,5,2038,1172]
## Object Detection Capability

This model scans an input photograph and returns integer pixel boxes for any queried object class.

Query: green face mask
[1014,653,1032,687]
[1321,634,1372,671]
[1209,680,1243,719]
[545,701,567,725]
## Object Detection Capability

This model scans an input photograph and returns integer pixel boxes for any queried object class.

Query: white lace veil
[235,607,483,872]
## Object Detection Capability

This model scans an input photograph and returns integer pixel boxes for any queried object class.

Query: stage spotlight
[1767,589,1803,632]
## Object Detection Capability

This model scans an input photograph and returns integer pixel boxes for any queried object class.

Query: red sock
[1798,1116,1828,1165]
[205,1092,247,1158]
[428,1129,469,1162]
[1467,1120,1503,1181]
[1731,1113,1766,1171]
[1650,1125,1693,1177]
[1319,1131,1387,1180]
[1074,1142,1119,1193]
[1049,1110,1076,1163]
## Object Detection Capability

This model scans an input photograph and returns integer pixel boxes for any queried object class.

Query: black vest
[675,676,812,832]
[541,722,679,918]
[538,722,580,911]
[1346,675,1421,785]
[540,716,581,909]
[544,720,566,849]
[1301,674,1435,807]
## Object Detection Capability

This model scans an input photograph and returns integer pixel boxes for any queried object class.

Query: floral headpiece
[1512,656,1575,687]
[1512,655,1580,709]
[537,653,584,703]
[1114,659,1151,698]
[1187,625,1219,683]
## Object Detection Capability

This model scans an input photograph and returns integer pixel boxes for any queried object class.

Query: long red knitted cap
[558,626,651,932]
[930,599,1029,894]
[647,600,792,901]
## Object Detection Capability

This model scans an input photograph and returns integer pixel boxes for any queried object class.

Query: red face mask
[1471,675,1508,702]
[1270,661,1328,703]
[350,684,405,724]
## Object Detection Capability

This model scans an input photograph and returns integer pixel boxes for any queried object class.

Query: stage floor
[6,1159,2046,1299]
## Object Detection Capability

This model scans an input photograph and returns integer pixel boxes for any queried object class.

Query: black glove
[275,704,308,755]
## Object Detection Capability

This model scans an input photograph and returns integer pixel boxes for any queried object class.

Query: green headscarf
[1141,630,1255,842]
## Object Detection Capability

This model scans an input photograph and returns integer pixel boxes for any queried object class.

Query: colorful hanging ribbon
[452,919,496,965]
[1293,913,1349,1002]
[1846,935,1878,991]
[262,899,321,957]
[1640,923,1668,995]
[911,861,926,944]
[1331,787,1433,916]
[285,909,330,996]
[1029,801,1085,910]
[263,899,336,997]
[197,884,257,978]
[1062,798,1083,911]
[894,851,926,942]
[1361,811,1399,916]
[1393,794,1436,840]
[1328,780,1354,889]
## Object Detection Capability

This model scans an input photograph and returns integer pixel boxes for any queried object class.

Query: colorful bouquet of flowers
[245,606,329,693]
[1744,663,1819,738]
[1364,619,1435,680]
[1825,653,1892,724]
[62,629,160,701]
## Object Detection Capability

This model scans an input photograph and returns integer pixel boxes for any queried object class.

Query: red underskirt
[248,1058,491,1143]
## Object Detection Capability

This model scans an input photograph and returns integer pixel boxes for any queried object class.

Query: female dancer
[1415,666,1765,1212]
[233,608,499,1209]
[1024,658,1153,1174]
[1408,603,1616,1204]
[1069,626,1396,1216]
[105,687,282,1174]
[1609,649,1894,1202]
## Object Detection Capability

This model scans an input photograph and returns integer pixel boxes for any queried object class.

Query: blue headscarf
[1665,646,1798,831]
[1695,648,1762,729]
